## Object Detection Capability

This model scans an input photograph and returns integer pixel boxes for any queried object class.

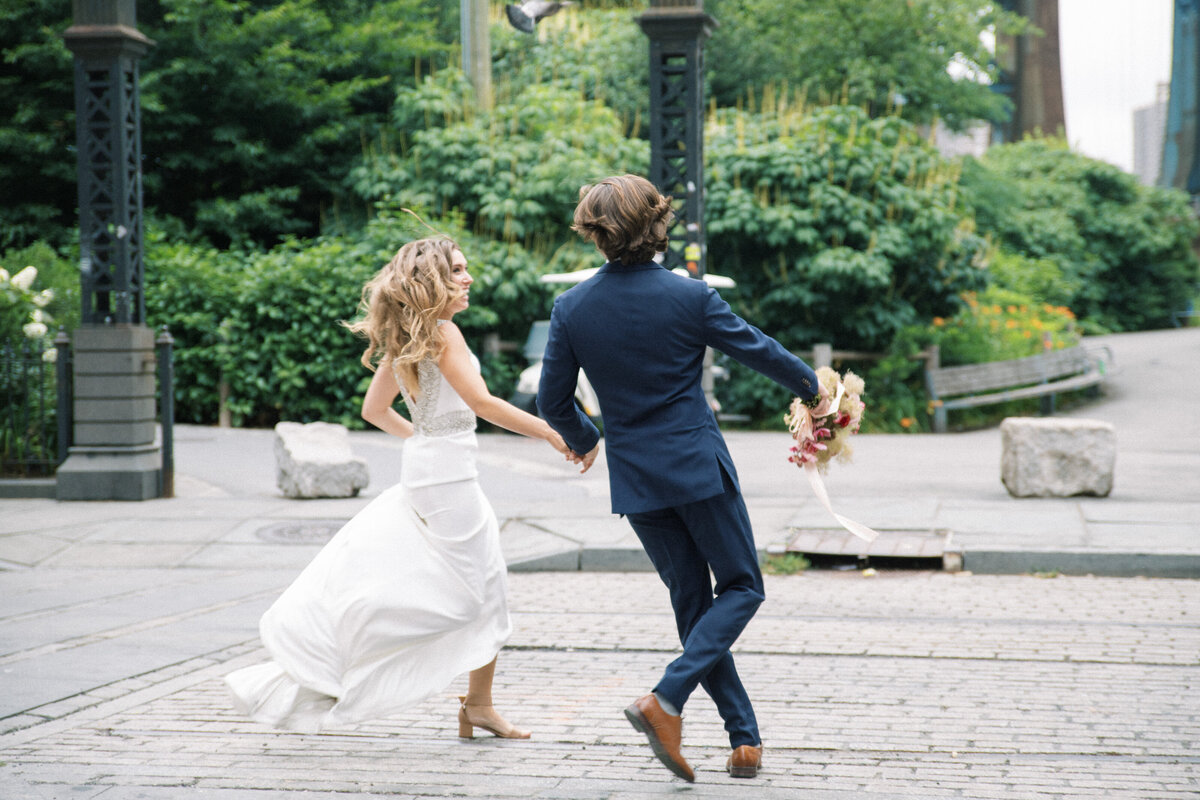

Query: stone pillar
[56,324,160,500]
[58,1,162,500]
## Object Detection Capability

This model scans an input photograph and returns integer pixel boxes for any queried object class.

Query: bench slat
[931,347,1094,397]
[924,343,1112,433]
[940,371,1104,410]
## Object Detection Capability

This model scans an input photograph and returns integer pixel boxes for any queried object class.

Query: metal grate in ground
[773,527,962,571]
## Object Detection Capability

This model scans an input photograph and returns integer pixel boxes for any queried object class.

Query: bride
[226,237,574,737]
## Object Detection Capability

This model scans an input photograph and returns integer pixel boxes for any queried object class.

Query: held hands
[547,429,572,458]
[543,426,597,474]
[574,443,599,474]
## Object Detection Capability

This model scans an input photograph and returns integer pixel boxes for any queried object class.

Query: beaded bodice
[395,357,476,438]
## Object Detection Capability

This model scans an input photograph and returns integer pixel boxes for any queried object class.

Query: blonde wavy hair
[345,237,463,395]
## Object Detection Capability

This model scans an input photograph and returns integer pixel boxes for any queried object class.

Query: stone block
[1000,417,1115,498]
[73,397,156,422]
[74,421,157,446]
[274,421,369,499]
[56,445,161,501]
[73,373,156,399]
[72,323,156,352]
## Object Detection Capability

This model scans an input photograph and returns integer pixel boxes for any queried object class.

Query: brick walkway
[3,571,1198,799]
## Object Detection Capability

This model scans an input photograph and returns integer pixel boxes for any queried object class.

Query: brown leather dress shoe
[623,695,695,782]
[726,744,762,778]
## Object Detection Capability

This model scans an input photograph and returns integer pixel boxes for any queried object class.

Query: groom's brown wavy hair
[572,174,673,265]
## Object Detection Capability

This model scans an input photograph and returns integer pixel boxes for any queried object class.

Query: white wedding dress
[225,352,511,732]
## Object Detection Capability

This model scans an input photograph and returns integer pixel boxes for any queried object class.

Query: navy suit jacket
[537,260,820,515]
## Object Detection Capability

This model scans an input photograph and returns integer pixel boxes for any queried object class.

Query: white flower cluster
[2,266,56,341]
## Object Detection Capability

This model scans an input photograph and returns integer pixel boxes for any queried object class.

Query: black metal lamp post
[637,0,716,279]
[57,0,162,500]
[637,1,723,410]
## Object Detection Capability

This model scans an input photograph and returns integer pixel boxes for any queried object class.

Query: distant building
[1134,83,1169,187]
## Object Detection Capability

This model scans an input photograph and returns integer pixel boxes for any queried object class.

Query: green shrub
[962,139,1200,332]
[985,247,1077,310]
[928,287,1080,366]
[144,233,243,424]
[0,242,77,341]
[349,69,647,248]
[0,249,65,475]
[491,7,648,138]
[145,211,557,428]
[707,104,987,423]
[863,286,1082,432]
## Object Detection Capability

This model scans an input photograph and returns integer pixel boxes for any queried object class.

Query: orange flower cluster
[933,291,1080,363]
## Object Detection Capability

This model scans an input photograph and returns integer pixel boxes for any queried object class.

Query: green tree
[0,0,452,251]
[137,0,446,247]
[962,139,1200,331]
[705,0,1027,131]
[491,6,649,138]
[705,105,987,421]
[144,210,558,427]
[349,69,647,250]
[0,0,75,250]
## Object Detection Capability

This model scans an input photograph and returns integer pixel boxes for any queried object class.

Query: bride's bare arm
[360,362,416,439]
[438,323,572,456]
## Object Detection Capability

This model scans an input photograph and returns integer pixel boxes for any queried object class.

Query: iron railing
[0,336,68,477]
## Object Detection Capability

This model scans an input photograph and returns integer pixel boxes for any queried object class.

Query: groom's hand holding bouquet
[785,366,867,473]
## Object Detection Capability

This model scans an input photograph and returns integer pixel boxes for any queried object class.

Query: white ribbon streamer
[802,459,879,544]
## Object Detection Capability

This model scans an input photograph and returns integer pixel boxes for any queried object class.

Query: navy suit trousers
[625,465,764,749]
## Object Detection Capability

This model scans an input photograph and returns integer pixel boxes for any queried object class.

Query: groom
[537,174,830,781]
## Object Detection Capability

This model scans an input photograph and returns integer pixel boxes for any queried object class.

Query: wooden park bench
[923,343,1113,433]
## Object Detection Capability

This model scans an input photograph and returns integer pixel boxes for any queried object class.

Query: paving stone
[2,568,1198,799]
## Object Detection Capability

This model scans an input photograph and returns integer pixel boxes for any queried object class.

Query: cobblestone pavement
[2,570,1198,799]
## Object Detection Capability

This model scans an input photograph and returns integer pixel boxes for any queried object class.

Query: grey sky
[1059,0,1172,172]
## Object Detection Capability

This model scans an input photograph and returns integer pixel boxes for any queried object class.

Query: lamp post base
[56,444,161,501]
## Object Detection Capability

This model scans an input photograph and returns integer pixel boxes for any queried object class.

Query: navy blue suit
[537,260,819,748]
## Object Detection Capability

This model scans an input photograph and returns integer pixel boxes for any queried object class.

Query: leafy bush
[0,242,79,338]
[927,288,1080,366]
[349,69,647,248]
[0,249,67,476]
[143,233,247,424]
[984,247,1077,310]
[491,7,648,138]
[864,286,1082,432]
[707,105,987,422]
[704,0,1026,131]
[962,139,1200,332]
[145,210,557,428]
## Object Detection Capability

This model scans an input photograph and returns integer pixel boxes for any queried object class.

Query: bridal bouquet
[784,367,877,543]
[784,367,866,473]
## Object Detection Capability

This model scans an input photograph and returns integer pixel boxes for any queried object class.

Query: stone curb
[0,478,56,499]
[963,550,1200,578]
[511,544,1200,579]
